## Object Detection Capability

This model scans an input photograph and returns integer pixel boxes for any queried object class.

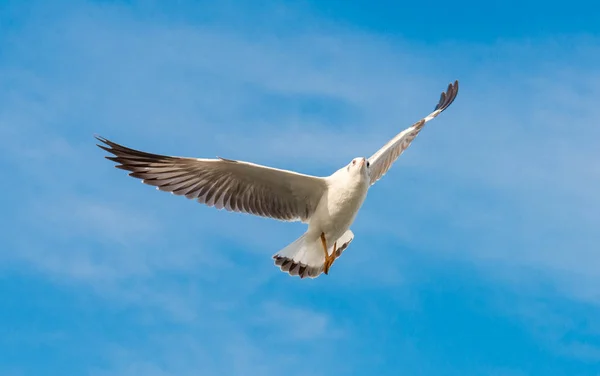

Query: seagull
[96,80,458,279]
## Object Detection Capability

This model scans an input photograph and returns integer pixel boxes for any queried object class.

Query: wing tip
[94,134,124,157]
[94,134,110,149]
[434,79,459,112]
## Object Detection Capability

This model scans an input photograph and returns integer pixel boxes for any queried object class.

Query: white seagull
[96,80,459,279]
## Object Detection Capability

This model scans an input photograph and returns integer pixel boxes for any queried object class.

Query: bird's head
[346,157,370,177]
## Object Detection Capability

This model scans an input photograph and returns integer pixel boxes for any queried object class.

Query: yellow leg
[320,233,337,275]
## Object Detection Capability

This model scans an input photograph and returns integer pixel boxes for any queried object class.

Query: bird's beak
[360,158,366,168]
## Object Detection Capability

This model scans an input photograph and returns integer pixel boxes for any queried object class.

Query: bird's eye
[367,161,370,168]
[352,160,356,165]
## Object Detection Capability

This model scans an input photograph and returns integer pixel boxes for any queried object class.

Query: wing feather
[367,80,459,185]
[96,136,327,222]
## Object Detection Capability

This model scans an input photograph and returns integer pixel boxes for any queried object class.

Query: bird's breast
[309,177,369,240]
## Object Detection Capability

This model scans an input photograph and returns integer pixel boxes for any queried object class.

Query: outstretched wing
[96,136,327,222]
[367,80,459,185]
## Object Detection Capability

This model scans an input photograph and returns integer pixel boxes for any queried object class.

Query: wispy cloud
[254,301,343,341]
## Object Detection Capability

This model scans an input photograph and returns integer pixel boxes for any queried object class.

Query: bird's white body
[96,80,459,279]
[269,157,371,278]
[308,159,370,247]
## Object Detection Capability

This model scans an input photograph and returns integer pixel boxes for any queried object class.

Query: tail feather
[273,230,354,279]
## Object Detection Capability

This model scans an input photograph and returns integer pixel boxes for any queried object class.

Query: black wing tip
[434,79,459,112]
[94,134,172,162]
[94,135,130,168]
[94,134,117,153]
[94,135,119,162]
[93,134,110,146]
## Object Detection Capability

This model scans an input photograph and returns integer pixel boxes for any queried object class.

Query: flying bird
[96,80,459,279]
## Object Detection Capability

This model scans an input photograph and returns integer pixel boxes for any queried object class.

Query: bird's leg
[326,242,337,274]
[320,233,337,275]
[320,233,328,272]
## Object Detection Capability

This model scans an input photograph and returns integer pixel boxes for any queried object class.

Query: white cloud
[87,300,345,376]
[489,294,600,362]
[254,301,342,341]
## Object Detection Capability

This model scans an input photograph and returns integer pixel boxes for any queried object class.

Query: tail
[272,230,354,279]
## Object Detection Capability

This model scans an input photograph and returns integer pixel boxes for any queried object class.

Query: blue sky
[1,0,600,375]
